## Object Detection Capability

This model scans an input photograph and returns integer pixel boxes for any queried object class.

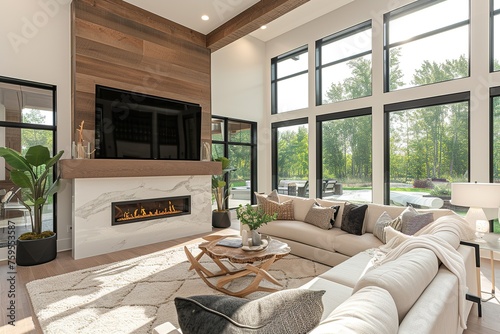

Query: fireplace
[112,195,191,225]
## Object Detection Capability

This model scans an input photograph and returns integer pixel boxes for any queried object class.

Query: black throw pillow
[341,203,368,235]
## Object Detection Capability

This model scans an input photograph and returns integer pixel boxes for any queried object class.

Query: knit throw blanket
[374,218,473,329]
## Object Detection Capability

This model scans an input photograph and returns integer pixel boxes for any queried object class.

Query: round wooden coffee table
[184,235,291,297]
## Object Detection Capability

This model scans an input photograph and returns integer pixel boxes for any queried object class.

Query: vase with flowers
[236,204,277,246]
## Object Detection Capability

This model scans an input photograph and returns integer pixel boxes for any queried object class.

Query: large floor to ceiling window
[271,46,308,114]
[385,93,469,209]
[0,77,57,250]
[316,21,372,105]
[212,116,257,208]
[384,0,470,91]
[272,119,309,197]
[318,109,372,202]
[491,88,500,232]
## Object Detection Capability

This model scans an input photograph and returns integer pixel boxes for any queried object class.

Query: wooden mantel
[60,159,221,179]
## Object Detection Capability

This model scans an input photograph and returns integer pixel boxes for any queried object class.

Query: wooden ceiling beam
[206,0,310,52]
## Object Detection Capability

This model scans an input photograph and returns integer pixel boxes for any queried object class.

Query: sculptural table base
[184,236,290,298]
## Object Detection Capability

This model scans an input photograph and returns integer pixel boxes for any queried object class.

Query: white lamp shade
[450,183,500,208]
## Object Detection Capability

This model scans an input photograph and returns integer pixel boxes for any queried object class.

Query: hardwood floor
[0,226,499,334]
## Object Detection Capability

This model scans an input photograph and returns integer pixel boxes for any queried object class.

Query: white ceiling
[123,0,353,42]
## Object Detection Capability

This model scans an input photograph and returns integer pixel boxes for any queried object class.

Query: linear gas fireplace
[112,195,191,225]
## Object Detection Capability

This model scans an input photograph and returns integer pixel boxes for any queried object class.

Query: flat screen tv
[95,85,201,160]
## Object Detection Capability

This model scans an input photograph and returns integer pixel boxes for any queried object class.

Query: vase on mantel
[251,230,261,246]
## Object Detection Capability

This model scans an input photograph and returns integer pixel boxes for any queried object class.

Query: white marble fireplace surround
[72,175,212,259]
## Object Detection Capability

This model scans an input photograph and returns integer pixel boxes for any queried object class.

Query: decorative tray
[242,238,269,252]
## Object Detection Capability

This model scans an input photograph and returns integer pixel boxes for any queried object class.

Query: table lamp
[450,182,500,233]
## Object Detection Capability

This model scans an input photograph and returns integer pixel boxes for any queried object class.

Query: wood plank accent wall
[72,0,211,144]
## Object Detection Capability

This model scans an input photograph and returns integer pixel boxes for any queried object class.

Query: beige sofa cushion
[300,277,354,320]
[320,251,374,288]
[333,233,383,257]
[353,248,439,323]
[309,286,399,334]
[258,220,347,253]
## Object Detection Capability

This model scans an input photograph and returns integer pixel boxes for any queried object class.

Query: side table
[473,233,500,303]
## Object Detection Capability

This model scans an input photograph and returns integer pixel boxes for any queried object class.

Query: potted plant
[211,157,235,228]
[236,203,277,245]
[0,145,64,266]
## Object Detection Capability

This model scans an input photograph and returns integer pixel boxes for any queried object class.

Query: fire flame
[116,201,181,222]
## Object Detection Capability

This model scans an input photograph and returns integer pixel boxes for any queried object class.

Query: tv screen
[95,85,201,160]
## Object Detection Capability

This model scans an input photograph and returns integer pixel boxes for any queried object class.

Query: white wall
[211,36,271,192]
[214,0,500,202]
[0,0,72,253]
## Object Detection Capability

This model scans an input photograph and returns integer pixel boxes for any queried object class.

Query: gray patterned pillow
[304,206,335,230]
[402,212,434,235]
[373,211,405,243]
[175,289,325,334]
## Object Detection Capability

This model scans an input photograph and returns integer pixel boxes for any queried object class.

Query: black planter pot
[16,233,57,266]
[212,210,231,228]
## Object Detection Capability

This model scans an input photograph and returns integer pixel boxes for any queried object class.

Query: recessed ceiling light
[260,25,267,30]
[201,15,209,21]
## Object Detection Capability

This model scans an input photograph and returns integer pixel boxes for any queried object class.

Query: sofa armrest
[459,240,482,317]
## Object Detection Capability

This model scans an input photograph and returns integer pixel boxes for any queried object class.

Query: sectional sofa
[155,193,480,333]
[257,193,479,333]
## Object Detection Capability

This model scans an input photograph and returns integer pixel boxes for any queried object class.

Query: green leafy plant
[212,157,235,212]
[0,145,64,239]
[236,203,277,230]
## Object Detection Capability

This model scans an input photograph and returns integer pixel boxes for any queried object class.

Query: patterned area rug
[27,244,330,334]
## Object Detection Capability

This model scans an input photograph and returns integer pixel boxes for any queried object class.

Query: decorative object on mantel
[211,157,236,228]
[236,203,277,246]
[0,145,64,266]
[72,120,94,159]
[201,140,211,161]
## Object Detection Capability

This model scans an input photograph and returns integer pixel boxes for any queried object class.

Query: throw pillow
[373,211,395,243]
[175,289,325,334]
[402,212,434,235]
[315,199,346,228]
[315,202,340,227]
[262,199,295,220]
[341,202,368,235]
[254,190,279,205]
[304,206,335,230]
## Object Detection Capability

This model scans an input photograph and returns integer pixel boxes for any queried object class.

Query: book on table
[216,238,242,248]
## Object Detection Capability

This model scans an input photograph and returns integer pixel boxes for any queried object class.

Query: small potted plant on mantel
[211,157,235,228]
[0,145,64,266]
[236,203,277,246]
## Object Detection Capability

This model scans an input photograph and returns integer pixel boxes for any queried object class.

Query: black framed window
[316,21,372,105]
[0,76,57,248]
[271,118,309,197]
[492,87,500,183]
[271,46,308,114]
[490,87,500,232]
[384,0,470,92]
[211,116,257,208]
[316,108,372,201]
[384,92,470,209]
